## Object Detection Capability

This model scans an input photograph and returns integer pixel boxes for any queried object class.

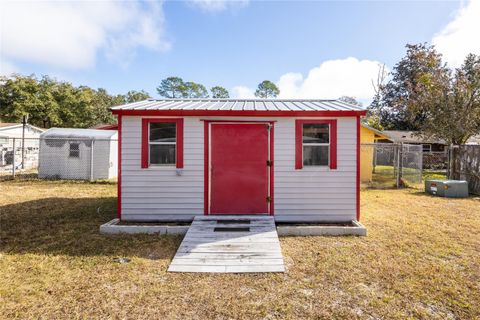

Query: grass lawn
[1,180,479,319]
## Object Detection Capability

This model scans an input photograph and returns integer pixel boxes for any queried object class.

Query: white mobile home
[111,99,366,223]
[0,122,45,168]
[38,128,118,180]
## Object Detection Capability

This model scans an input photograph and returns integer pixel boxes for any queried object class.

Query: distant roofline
[0,123,46,132]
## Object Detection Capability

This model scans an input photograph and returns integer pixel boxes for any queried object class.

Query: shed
[111,99,367,223]
[38,128,118,180]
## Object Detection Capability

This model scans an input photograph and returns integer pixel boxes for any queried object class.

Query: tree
[254,80,279,98]
[125,90,150,103]
[370,43,480,144]
[184,81,209,98]
[156,77,187,98]
[338,96,362,107]
[0,74,60,128]
[210,86,229,98]
[411,53,480,144]
[370,43,445,130]
[0,74,149,128]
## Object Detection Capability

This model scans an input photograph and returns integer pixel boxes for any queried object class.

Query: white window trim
[69,142,80,158]
[302,123,330,167]
[148,122,176,167]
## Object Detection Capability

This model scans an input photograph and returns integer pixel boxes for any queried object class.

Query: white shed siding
[120,116,357,222]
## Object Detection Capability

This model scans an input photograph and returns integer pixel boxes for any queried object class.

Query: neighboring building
[91,123,118,130]
[0,122,45,168]
[359,124,389,182]
[38,128,118,180]
[111,99,367,223]
[379,131,447,152]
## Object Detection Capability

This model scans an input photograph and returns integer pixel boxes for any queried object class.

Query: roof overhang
[111,109,367,117]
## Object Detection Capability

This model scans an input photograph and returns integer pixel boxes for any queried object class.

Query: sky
[1,0,479,105]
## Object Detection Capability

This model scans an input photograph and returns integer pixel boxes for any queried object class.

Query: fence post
[448,144,454,179]
[396,143,403,188]
[12,138,16,179]
[90,139,95,181]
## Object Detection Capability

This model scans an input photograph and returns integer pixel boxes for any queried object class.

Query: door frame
[203,120,275,215]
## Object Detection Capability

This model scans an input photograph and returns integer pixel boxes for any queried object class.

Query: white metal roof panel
[111,99,365,112]
[41,128,117,139]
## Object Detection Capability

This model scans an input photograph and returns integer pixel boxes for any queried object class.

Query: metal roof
[110,99,365,112]
[383,131,446,144]
[41,128,117,139]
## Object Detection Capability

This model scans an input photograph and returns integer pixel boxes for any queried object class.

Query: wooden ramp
[168,216,285,273]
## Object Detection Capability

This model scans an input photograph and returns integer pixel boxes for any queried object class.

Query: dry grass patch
[1,180,479,319]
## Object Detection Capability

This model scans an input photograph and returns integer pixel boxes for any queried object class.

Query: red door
[210,123,270,214]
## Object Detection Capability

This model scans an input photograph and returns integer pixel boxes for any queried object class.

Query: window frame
[422,144,432,153]
[69,142,80,158]
[295,119,337,170]
[141,118,184,168]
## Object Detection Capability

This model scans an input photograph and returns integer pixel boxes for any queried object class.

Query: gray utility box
[425,179,469,198]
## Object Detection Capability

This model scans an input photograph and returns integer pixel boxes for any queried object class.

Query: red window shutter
[141,118,184,169]
[141,119,149,168]
[295,120,303,169]
[295,119,337,170]
[176,119,184,168]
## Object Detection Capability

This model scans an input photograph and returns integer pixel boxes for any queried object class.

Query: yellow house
[360,124,390,182]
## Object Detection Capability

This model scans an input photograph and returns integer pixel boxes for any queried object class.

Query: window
[141,118,184,168]
[0,137,9,144]
[69,142,80,158]
[303,123,330,166]
[295,120,337,169]
[149,122,176,165]
[422,144,432,153]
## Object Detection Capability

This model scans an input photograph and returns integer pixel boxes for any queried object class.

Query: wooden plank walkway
[168,215,285,273]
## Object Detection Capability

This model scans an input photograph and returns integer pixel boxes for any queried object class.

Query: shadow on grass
[0,197,181,258]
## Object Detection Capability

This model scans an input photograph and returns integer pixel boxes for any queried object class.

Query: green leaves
[0,75,147,129]
[369,43,480,144]
[156,77,187,98]
[156,77,211,98]
[210,86,229,98]
[254,80,279,98]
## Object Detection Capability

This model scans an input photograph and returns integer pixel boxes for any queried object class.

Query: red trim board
[203,121,209,215]
[117,114,122,219]
[112,109,366,117]
[269,123,275,216]
[295,119,337,170]
[141,118,184,169]
[356,116,361,221]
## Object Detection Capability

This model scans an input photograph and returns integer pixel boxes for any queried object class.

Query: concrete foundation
[100,219,367,236]
[276,220,367,236]
[100,219,189,235]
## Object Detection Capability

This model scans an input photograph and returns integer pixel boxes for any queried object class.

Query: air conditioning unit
[425,179,469,198]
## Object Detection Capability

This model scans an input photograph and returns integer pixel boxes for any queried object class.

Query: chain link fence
[361,143,423,188]
[0,137,118,181]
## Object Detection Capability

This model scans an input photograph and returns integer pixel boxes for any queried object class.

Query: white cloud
[232,85,255,98]
[432,0,480,68]
[189,0,249,12]
[0,1,170,70]
[233,57,385,103]
[277,57,383,102]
